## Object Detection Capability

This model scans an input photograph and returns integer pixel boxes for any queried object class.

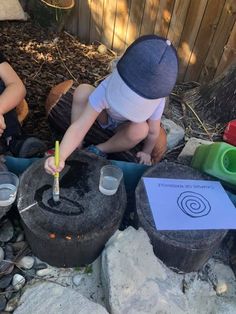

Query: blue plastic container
[111,160,149,192]
[5,156,149,192]
[4,156,40,175]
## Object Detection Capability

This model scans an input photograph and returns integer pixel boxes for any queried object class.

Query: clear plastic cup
[99,165,123,196]
[0,172,19,206]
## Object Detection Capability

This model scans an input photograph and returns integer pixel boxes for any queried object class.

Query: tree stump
[135,162,228,273]
[17,151,126,267]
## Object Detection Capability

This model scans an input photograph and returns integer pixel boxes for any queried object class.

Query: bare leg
[96,122,149,153]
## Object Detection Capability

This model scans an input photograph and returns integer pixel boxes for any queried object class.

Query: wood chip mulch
[0,20,115,148]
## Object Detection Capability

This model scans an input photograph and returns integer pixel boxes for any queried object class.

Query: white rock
[72,274,82,286]
[5,295,20,312]
[18,256,34,270]
[12,274,25,291]
[14,282,108,314]
[216,281,228,295]
[97,44,107,54]
[36,268,53,277]
[177,137,212,165]
[0,247,4,263]
[161,118,185,150]
[208,260,236,297]
[101,227,188,314]
[16,233,24,242]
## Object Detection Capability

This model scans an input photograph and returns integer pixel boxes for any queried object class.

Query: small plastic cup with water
[99,165,123,196]
[0,172,19,206]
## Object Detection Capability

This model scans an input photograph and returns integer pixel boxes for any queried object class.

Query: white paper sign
[143,178,236,230]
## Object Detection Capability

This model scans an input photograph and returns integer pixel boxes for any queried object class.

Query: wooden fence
[66,0,236,83]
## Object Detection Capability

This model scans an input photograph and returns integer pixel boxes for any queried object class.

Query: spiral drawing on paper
[177,191,211,218]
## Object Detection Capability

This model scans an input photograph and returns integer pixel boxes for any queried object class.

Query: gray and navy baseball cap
[106,35,178,122]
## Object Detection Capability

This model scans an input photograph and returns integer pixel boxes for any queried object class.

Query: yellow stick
[53,141,60,202]
[54,140,60,177]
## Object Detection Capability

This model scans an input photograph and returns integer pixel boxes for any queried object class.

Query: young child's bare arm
[0,62,26,114]
[0,62,26,135]
[137,119,161,165]
[44,102,99,175]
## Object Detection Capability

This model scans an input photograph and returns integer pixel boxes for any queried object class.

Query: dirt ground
[0,20,115,149]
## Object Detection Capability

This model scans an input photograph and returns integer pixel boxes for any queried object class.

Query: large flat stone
[101,227,188,314]
[161,118,185,150]
[14,282,108,314]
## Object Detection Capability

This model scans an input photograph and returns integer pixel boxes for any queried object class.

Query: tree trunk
[182,63,236,123]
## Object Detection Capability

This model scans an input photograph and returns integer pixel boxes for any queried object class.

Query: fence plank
[177,0,208,81]
[154,0,175,38]
[215,21,236,77]
[65,0,236,83]
[125,0,146,47]
[167,0,190,48]
[78,0,91,43]
[112,0,131,52]
[90,0,105,43]
[184,0,225,82]
[199,0,236,82]
[100,0,117,48]
[140,0,160,36]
